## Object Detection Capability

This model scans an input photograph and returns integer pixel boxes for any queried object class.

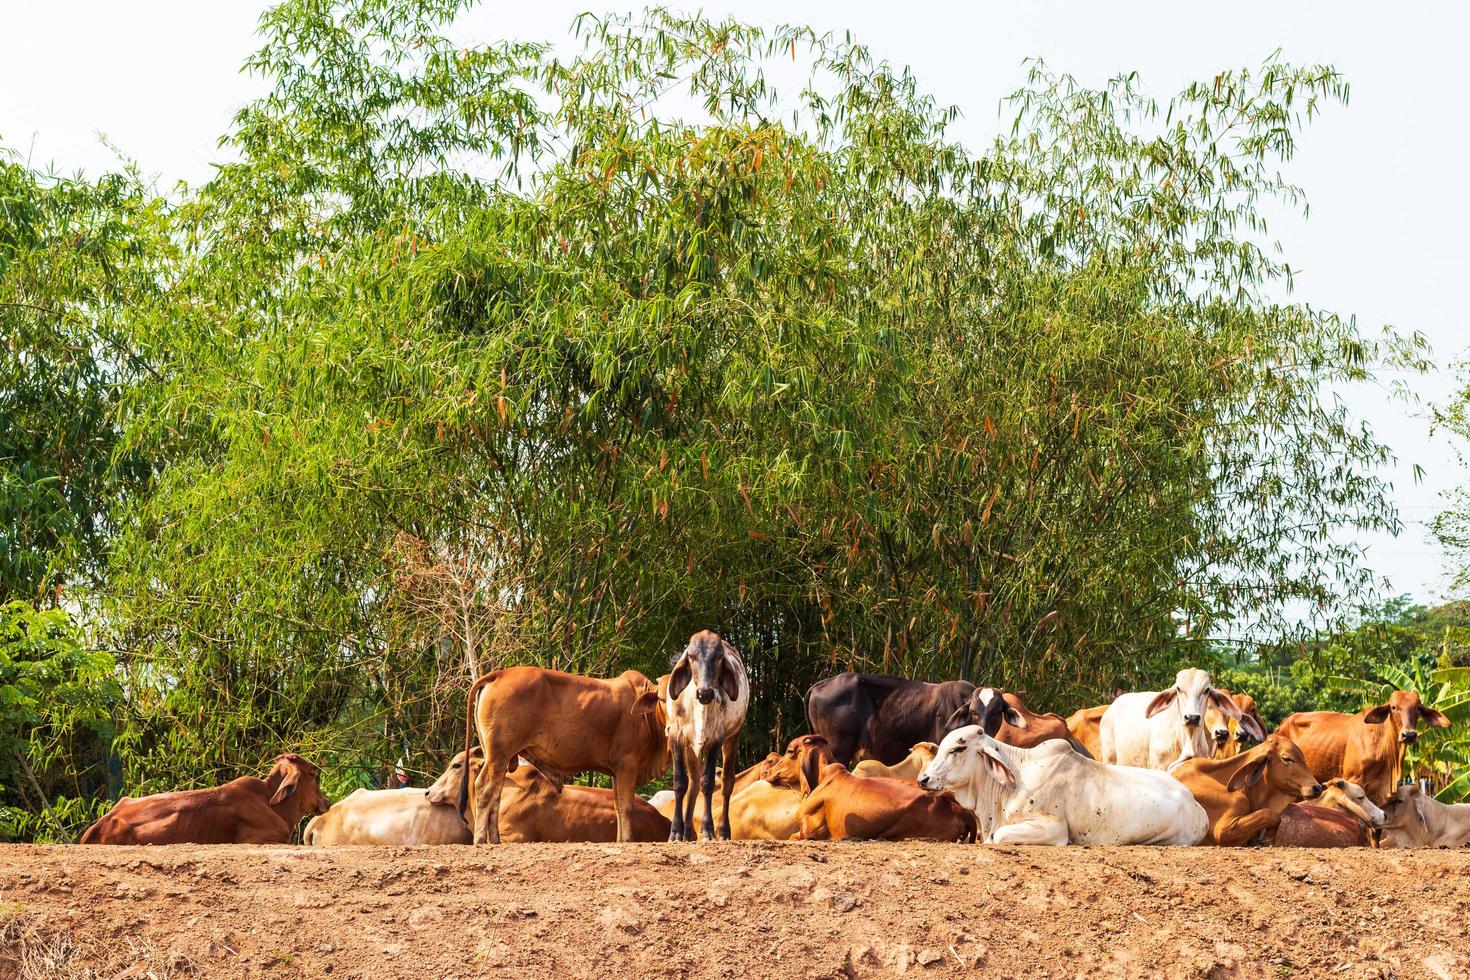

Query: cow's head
[1380,784,1427,836]
[269,753,331,816]
[918,725,1014,794]
[1363,690,1450,745]
[1148,670,1264,742]
[944,687,1026,736]
[427,748,484,818]
[775,734,835,795]
[1225,735,1321,801]
[1320,778,1385,829]
[669,631,743,707]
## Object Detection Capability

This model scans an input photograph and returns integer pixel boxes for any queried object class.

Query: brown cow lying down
[1171,735,1323,846]
[462,666,669,843]
[81,753,330,845]
[1379,784,1470,848]
[1273,805,1368,847]
[787,735,976,842]
[853,742,937,781]
[429,750,670,843]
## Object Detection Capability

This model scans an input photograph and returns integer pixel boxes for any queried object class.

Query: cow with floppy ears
[945,687,1095,757]
[663,630,750,841]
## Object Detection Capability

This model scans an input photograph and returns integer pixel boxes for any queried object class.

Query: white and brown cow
[1100,668,1263,771]
[663,631,750,841]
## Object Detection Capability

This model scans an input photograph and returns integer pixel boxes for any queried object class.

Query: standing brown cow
[460,667,669,843]
[1276,690,1450,805]
[80,753,330,845]
[1170,735,1323,846]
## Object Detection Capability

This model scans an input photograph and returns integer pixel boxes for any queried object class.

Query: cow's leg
[991,818,1069,846]
[473,755,508,845]
[699,746,719,842]
[1215,810,1282,847]
[611,769,637,843]
[681,746,699,841]
[718,735,738,840]
[668,742,687,842]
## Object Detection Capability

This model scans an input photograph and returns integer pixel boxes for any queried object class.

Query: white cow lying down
[917,726,1208,846]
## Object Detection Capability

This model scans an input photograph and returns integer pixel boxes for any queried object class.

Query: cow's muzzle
[1400,731,1418,744]
[1183,714,1201,726]
[916,774,933,790]
[696,688,716,705]
[1307,784,1324,799]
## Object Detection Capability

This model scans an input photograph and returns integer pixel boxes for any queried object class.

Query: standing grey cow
[664,631,750,841]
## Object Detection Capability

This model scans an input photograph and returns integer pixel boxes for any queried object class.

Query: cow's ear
[1208,689,1242,719]
[1363,704,1393,725]
[269,766,301,806]
[1003,706,1028,730]
[669,656,692,700]
[978,746,1015,788]
[1235,713,1266,742]
[799,749,826,796]
[942,705,968,733]
[1226,756,1267,793]
[1145,689,1177,717]
[633,689,663,719]
[1421,707,1452,729]
[718,644,742,701]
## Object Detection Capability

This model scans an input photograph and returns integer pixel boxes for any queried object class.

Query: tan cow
[305,788,470,846]
[1170,735,1323,846]
[1379,784,1470,848]
[1276,690,1450,806]
[726,780,802,840]
[1065,705,1108,760]
[461,666,669,843]
[853,742,937,781]
[428,750,670,843]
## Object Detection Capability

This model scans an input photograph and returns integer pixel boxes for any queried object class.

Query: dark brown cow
[786,735,976,842]
[1272,803,1370,848]
[805,672,974,766]
[1276,690,1451,806]
[946,687,1094,757]
[461,667,670,843]
[80,754,329,845]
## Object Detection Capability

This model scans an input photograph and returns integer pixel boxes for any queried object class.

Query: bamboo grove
[0,1,1429,837]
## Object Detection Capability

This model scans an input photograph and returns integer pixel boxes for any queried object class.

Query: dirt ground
[1,842,1467,980]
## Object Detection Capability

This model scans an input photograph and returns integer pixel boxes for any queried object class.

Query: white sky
[3,1,1467,615]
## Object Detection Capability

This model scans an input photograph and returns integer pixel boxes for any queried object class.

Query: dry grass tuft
[0,905,191,980]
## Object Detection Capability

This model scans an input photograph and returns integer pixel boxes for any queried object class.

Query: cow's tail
[459,673,496,823]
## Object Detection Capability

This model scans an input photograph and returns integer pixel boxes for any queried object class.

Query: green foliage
[0,151,170,604]
[0,601,118,841]
[101,3,1415,792]
[0,2,1427,831]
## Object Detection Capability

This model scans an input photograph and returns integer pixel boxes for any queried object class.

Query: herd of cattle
[79,631,1470,850]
